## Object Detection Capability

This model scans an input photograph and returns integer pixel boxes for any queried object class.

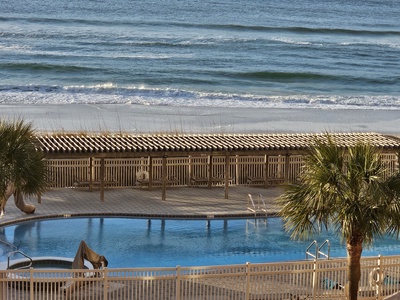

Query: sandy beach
[0,104,399,135]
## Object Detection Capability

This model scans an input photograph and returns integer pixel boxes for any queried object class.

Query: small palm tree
[277,134,400,300]
[0,119,47,215]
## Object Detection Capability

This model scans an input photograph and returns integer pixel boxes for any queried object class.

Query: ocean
[1,0,399,110]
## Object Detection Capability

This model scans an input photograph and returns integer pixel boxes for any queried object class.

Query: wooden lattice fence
[44,153,398,189]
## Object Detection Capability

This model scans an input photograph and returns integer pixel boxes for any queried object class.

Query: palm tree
[0,119,47,215]
[277,134,400,300]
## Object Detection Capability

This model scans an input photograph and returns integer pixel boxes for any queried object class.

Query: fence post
[30,267,34,299]
[89,157,93,192]
[284,154,290,183]
[312,259,317,300]
[162,156,167,201]
[377,255,382,299]
[103,267,108,300]
[100,158,105,202]
[0,271,6,300]
[245,262,250,300]
[264,155,269,189]
[224,155,229,199]
[188,156,192,187]
[208,156,213,188]
[176,265,181,300]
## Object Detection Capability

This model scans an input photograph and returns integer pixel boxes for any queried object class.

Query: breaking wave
[1,84,399,110]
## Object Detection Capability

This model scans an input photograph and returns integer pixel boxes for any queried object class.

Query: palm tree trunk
[1,183,36,215]
[0,182,15,216]
[13,190,36,214]
[347,237,363,300]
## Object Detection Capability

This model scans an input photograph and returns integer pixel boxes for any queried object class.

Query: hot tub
[5,257,93,291]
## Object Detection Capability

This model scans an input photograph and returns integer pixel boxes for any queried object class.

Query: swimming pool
[1,217,400,268]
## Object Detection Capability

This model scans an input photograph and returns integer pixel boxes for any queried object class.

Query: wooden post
[264,155,269,189]
[162,156,167,201]
[208,155,213,189]
[188,156,192,187]
[224,155,230,199]
[100,158,105,202]
[148,157,153,191]
[235,155,239,186]
[89,157,93,192]
[285,154,290,183]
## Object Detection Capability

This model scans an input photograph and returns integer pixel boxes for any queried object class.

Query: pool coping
[0,211,277,227]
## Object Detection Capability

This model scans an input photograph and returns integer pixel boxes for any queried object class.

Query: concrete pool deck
[0,186,284,226]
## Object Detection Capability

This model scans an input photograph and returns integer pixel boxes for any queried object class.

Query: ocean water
[1,0,399,110]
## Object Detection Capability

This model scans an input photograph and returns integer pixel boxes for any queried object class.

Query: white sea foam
[1,85,399,110]
[270,37,313,45]
[0,44,31,52]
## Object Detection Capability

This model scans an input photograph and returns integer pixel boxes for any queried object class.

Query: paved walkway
[0,186,284,226]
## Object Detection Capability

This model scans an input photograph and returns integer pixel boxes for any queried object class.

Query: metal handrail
[318,239,330,259]
[7,250,33,269]
[306,240,318,259]
[258,194,267,210]
[306,239,330,260]
[257,194,267,218]
[247,194,267,218]
[247,194,256,209]
[0,238,18,250]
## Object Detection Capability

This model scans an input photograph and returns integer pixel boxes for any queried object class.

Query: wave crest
[0,84,399,110]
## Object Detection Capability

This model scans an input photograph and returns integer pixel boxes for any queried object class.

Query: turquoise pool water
[1,217,400,268]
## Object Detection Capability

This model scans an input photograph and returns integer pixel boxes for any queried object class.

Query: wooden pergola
[33,132,400,201]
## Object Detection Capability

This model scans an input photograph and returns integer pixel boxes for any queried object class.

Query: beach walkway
[0,186,284,226]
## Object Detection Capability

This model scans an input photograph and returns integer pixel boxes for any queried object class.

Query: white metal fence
[2,255,400,300]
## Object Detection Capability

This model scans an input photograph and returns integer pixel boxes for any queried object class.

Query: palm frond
[0,118,47,199]
[278,133,400,247]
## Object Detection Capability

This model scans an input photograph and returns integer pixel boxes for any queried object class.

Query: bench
[246,176,285,187]
[246,176,266,185]
[136,176,179,189]
[190,175,234,187]
[73,178,118,189]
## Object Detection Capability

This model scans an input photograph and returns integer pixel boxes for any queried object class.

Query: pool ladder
[247,194,267,218]
[1,238,33,269]
[306,239,330,260]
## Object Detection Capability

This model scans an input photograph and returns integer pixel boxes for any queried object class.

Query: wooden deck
[0,186,284,226]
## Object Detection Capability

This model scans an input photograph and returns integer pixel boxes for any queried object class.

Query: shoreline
[1,103,399,135]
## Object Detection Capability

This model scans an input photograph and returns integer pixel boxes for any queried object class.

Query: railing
[306,240,331,260]
[306,240,319,259]
[318,239,331,259]
[44,155,299,189]
[0,239,18,251]
[44,153,399,190]
[1,255,400,299]
[247,194,267,218]
[0,239,31,270]
[7,250,33,269]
